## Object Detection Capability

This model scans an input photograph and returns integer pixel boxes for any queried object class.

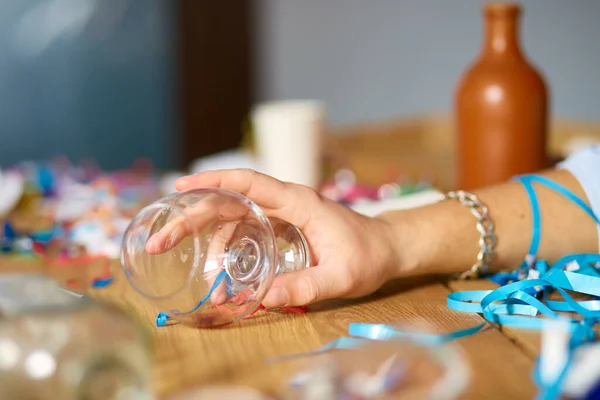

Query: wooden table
[325,114,600,191]
[0,257,539,399]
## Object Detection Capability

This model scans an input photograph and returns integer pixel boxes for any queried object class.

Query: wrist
[375,200,483,278]
[374,209,423,279]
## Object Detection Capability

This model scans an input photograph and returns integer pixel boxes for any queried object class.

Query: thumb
[262,266,343,308]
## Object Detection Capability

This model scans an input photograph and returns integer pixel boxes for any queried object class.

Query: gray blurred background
[0,0,598,170]
[255,0,600,124]
[0,0,176,170]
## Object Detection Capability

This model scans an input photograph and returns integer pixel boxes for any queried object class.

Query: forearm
[378,169,598,278]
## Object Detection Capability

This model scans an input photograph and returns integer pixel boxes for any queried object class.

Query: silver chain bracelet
[445,190,497,279]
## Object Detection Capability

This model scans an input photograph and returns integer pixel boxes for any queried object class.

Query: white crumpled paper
[0,168,25,218]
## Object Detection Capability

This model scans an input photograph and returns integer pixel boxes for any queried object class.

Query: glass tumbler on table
[0,274,153,400]
[283,335,470,400]
[120,188,311,328]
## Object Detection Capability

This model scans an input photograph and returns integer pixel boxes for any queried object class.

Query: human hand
[172,169,403,308]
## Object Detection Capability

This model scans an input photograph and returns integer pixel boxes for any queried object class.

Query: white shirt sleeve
[557,144,600,251]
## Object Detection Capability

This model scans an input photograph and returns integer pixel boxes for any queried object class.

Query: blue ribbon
[448,290,539,316]
[521,175,600,224]
[449,174,600,399]
[450,259,600,399]
[156,270,228,327]
[264,322,486,364]
[348,322,486,346]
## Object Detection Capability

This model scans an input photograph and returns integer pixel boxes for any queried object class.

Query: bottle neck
[481,7,523,58]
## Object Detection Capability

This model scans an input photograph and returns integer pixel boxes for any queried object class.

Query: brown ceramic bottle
[455,2,548,190]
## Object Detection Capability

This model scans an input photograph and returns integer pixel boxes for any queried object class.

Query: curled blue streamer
[447,290,539,316]
[523,175,600,224]
[450,174,600,400]
[545,298,600,313]
[156,270,228,327]
[552,254,600,270]
[449,267,600,334]
[545,288,600,319]
[480,279,560,320]
[546,269,600,297]
[265,322,485,364]
[348,322,486,346]
[515,176,543,258]
[447,261,599,400]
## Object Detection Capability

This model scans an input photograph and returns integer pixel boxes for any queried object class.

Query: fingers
[175,169,288,210]
[262,265,347,308]
[145,215,190,254]
[145,193,249,255]
[175,169,319,230]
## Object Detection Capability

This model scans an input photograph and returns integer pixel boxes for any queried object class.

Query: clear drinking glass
[120,188,311,328]
[0,274,153,400]
[282,336,470,400]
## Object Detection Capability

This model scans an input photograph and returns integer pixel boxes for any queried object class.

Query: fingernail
[144,234,162,254]
[264,286,289,308]
[175,176,191,186]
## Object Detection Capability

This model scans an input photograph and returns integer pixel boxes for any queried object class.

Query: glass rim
[120,201,202,301]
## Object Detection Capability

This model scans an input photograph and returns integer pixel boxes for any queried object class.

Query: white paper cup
[251,100,325,188]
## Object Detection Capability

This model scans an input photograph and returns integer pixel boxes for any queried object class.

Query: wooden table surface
[0,256,540,399]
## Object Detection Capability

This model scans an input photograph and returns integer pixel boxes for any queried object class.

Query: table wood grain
[0,257,538,399]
